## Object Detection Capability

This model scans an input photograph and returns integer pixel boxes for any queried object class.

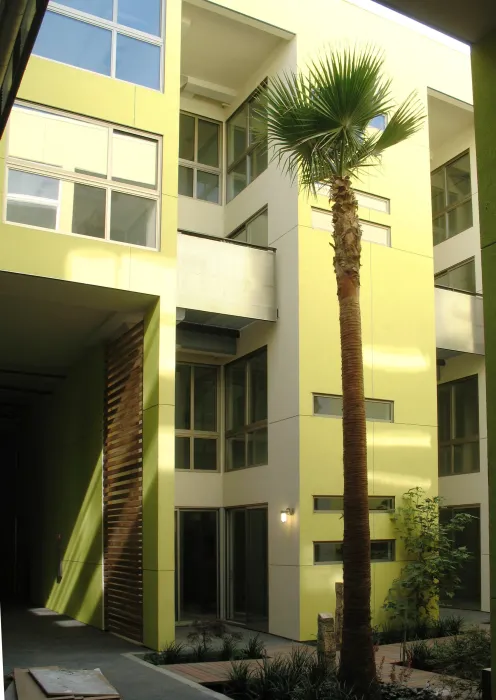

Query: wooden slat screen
[103,322,144,642]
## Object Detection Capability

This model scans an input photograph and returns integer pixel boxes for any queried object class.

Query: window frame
[313,539,395,564]
[225,347,268,471]
[438,374,480,477]
[313,393,394,423]
[175,362,220,472]
[431,150,472,244]
[178,112,222,205]
[313,495,395,513]
[226,82,267,202]
[5,102,162,250]
[434,257,476,294]
[228,206,268,247]
[37,1,165,90]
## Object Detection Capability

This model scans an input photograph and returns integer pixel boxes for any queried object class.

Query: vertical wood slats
[103,322,144,643]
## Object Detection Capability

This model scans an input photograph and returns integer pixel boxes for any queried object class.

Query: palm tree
[262,49,424,693]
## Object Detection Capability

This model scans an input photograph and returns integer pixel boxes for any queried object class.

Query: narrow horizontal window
[311,208,390,246]
[313,496,395,512]
[314,539,395,564]
[355,191,390,214]
[313,394,393,422]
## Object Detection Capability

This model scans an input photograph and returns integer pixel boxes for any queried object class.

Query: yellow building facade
[0,0,473,648]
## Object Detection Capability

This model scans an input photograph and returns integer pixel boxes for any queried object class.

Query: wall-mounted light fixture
[280,508,295,523]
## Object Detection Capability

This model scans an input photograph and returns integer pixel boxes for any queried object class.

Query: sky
[347,0,471,54]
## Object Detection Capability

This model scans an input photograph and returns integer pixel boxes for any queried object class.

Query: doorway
[227,506,268,631]
[175,509,219,621]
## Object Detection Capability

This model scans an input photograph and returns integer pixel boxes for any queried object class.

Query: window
[438,376,479,476]
[227,85,267,201]
[230,208,268,247]
[313,496,394,512]
[314,540,395,564]
[33,0,163,90]
[432,152,473,245]
[311,208,390,246]
[435,258,476,294]
[6,105,159,248]
[313,394,393,422]
[175,364,219,471]
[178,113,221,204]
[225,348,268,470]
[316,186,390,214]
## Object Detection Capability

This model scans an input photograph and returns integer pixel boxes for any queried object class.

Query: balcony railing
[176,230,276,323]
[435,286,484,355]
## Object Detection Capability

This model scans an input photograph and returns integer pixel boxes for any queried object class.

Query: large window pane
[371,541,394,561]
[110,192,156,247]
[228,160,247,201]
[438,446,451,477]
[246,210,268,247]
[193,438,217,471]
[314,395,343,416]
[446,153,471,206]
[178,166,194,197]
[8,169,59,199]
[194,366,217,431]
[448,260,476,293]
[228,106,248,166]
[6,200,57,229]
[116,34,160,89]
[57,0,113,19]
[249,353,267,423]
[118,0,161,36]
[453,442,479,475]
[197,171,219,203]
[314,542,343,563]
[437,386,451,442]
[247,428,268,466]
[365,400,392,422]
[227,436,246,470]
[10,107,109,177]
[431,169,445,215]
[250,144,268,180]
[34,12,112,76]
[454,378,479,438]
[226,364,246,432]
[175,437,190,470]
[72,184,106,238]
[447,199,473,237]
[433,214,446,245]
[179,114,195,162]
[112,132,157,188]
[197,120,219,167]
[175,365,191,430]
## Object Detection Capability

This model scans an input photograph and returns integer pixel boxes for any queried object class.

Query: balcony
[435,286,484,355]
[176,231,276,325]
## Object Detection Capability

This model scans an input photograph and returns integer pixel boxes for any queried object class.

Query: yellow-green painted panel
[143,568,175,650]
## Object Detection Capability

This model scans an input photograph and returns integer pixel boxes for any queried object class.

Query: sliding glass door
[227,506,268,630]
[175,509,219,621]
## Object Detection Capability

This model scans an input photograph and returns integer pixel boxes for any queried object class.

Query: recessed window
[432,152,473,245]
[438,376,479,476]
[313,394,393,422]
[311,208,390,246]
[314,496,394,512]
[435,258,476,294]
[34,0,163,90]
[230,208,268,247]
[175,364,219,471]
[179,113,221,204]
[355,190,390,214]
[314,540,395,564]
[226,348,268,470]
[227,85,267,201]
[6,105,159,249]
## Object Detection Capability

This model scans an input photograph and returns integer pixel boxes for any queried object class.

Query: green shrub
[221,634,242,661]
[438,614,465,637]
[404,640,434,671]
[240,633,267,660]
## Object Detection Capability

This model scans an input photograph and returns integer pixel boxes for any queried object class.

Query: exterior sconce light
[280,508,295,523]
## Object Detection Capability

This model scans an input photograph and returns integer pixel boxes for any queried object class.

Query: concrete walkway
[1,605,221,700]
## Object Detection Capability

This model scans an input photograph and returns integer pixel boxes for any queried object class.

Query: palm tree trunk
[331,176,376,694]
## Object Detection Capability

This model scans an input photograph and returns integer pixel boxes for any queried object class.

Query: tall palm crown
[263,48,424,188]
[261,48,424,695]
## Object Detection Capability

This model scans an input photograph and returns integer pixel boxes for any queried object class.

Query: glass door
[175,509,219,621]
[227,506,268,630]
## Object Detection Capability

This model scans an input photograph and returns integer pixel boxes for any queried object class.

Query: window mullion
[190,366,195,469]
[111,27,117,79]
[105,187,111,240]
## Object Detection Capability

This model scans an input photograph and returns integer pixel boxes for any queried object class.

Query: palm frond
[260,46,426,191]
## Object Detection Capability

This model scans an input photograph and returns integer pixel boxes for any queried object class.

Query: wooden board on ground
[13,670,69,700]
[29,670,119,698]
